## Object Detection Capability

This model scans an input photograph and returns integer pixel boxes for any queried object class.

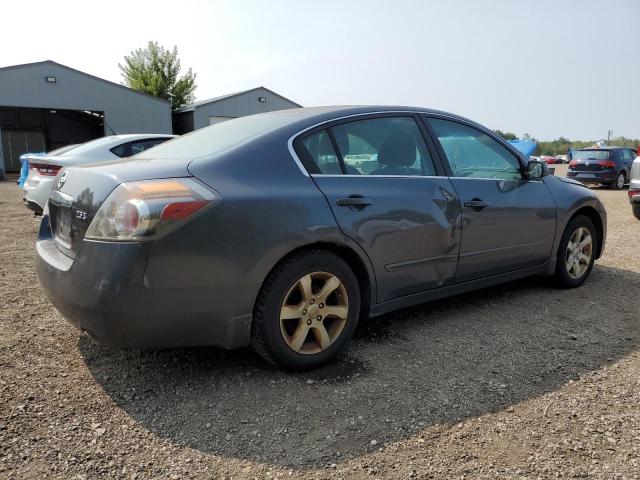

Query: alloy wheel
[616,173,625,189]
[565,227,593,279]
[279,272,349,354]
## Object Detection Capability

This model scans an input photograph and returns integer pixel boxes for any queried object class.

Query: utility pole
[607,130,613,144]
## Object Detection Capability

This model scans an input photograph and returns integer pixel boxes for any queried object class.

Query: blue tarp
[18,152,46,188]
[508,140,537,158]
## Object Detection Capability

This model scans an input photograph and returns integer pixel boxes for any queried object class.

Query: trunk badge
[57,171,68,189]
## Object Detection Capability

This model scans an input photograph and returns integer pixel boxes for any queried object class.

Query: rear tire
[251,250,361,370]
[611,172,626,190]
[633,204,640,220]
[554,215,597,288]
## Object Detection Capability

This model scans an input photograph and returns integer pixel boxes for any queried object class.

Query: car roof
[577,146,632,151]
[269,105,468,120]
[99,133,176,142]
[244,105,486,136]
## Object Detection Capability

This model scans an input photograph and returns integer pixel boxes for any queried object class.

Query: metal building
[172,87,301,134]
[0,60,171,176]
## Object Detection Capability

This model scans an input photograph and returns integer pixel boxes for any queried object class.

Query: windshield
[573,150,611,161]
[136,112,303,160]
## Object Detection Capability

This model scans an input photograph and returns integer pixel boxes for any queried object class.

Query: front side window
[331,116,436,176]
[428,118,522,180]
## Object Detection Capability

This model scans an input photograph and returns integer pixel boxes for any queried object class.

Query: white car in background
[630,155,640,220]
[22,134,175,214]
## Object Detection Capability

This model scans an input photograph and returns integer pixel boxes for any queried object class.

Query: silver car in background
[630,155,640,220]
[22,134,175,214]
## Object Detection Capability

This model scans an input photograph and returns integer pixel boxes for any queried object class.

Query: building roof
[176,86,302,113]
[0,60,170,104]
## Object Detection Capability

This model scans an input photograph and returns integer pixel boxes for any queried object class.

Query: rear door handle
[336,196,372,208]
[463,198,489,210]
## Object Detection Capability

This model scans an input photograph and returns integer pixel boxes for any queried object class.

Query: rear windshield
[54,136,121,158]
[135,112,303,160]
[47,144,78,156]
[573,150,611,160]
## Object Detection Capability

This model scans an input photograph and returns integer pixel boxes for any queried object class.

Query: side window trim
[292,132,323,174]
[422,113,527,180]
[326,128,347,174]
[413,113,449,177]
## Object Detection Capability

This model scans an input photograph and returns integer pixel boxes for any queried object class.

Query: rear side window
[428,118,522,180]
[296,116,437,176]
[332,117,436,176]
[110,138,169,158]
[621,149,635,161]
[297,129,342,174]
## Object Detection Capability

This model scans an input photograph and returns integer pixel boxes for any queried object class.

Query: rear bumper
[567,171,617,184]
[35,215,253,350]
[629,182,640,204]
[22,197,43,215]
[23,177,54,211]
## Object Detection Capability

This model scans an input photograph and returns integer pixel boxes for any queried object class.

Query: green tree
[119,41,197,111]
[493,129,518,141]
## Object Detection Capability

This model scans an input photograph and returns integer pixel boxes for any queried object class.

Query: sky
[1,0,638,140]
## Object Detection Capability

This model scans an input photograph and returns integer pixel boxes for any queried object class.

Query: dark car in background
[567,147,636,189]
[36,106,607,370]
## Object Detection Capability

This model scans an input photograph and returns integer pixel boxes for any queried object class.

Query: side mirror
[526,160,545,179]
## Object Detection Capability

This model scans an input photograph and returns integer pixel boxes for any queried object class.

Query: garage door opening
[0,107,104,172]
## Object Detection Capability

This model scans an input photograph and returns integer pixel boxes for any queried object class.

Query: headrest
[317,133,335,156]
[377,132,416,167]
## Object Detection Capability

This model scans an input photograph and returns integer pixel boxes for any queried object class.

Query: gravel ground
[1,167,640,479]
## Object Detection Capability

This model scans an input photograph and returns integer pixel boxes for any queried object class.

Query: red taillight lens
[31,163,61,176]
[628,189,640,199]
[160,200,209,221]
[569,160,578,168]
[596,160,616,167]
[86,178,217,241]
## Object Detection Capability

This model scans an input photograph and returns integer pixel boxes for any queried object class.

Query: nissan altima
[36,106,607,370]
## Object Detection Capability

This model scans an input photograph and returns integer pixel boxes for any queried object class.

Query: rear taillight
[85,178,218,241]
[30,163,61,176]
[628,189,640,199]
[569,160,578,168]
[596,160,616,167]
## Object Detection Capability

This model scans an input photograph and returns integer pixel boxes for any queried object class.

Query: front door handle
[336,195,372,208]
[463,198,489,211]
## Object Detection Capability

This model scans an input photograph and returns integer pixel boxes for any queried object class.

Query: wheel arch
[255,241,376,316]
[568,206,605,259]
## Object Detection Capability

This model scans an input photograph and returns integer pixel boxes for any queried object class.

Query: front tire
[554,215,597,288]
[251,250,361,370]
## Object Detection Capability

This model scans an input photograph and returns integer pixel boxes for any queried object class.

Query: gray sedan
[36,106,607,370]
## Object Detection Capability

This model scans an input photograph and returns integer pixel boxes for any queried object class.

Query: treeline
[493,130,640,156]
